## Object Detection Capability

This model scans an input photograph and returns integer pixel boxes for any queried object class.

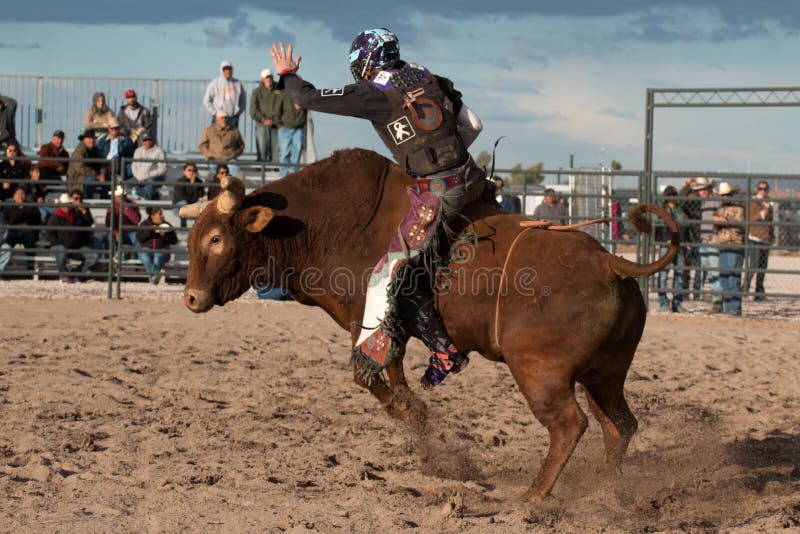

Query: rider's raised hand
[270,42,302,76]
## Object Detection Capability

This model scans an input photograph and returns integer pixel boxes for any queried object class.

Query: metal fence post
[35,77,44,148]
[107,168,117,299]
[151,79,160,143]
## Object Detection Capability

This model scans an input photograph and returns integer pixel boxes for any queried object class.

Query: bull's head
[181,176,275,313]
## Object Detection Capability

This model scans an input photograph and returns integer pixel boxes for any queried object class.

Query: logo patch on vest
[410,97,443,131]
[320,88,343,97]
[387,116,416,145]
[373,71,392,85]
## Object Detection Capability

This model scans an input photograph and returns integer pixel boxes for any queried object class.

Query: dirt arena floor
[0,285,798,532]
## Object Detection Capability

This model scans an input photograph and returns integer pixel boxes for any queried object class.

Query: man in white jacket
[131,133,167,200]
[203,60,247,128]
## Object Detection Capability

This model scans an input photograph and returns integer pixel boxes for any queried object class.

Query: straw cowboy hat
[691,177,715,191]
[718,181,740,196]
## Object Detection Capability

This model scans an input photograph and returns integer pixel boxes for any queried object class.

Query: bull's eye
[210,235,222,245]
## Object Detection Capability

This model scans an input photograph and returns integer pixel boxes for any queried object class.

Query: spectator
[0,95,18,149]
[27,166,52,223]
[492,176,521,214]
[532,188,567,225]
[130,132,166,200]
[104,185,142,257]
[96,117,135,180]
[679,177,703,299]
[0,142,29,202]
[44,191,99,283]
[84,92,115,135]
[136,206,178,284]
[205,163,229,201]
[117,89,153,144]
[249,68,281,163]
[198,111,244,177]
[745,180,774,301]
[655,186,690,312]
[0,186,41,273]
[67,129,108,199]
[203,60,246,128]
[713,182,745,317]
[173,163,206,228]
[695,177,723,312]
[37,130,69,180]
[277,90,306,177]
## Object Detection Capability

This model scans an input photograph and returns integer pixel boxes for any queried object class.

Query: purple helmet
[348,28,400,81]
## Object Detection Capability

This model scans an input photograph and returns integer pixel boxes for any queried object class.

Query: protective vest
[368,63,469,177]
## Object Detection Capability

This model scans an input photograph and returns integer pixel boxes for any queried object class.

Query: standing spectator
[84,92,115,135]
[130,132,166,200]
[0,95,18,149]
[205,163,229,201]
[67,129,108,199]
[277,90,306,177]
[533,188,567,225]
[27,166,52,223]
[695,177,723,312]
[37,130,69,180]
[713,182,745,316]
[0,187,41,273]
[203,60,246,128]
[136,206,178,284]
[492,176,521,213]
[745,180,774,300]
[96,118,135,180]
[0,142,29,202]
[198,112,244,177]
[172,163,206,228]
[104,185,142,257]
[44,191,99,283]
[117,89,153,144]
[679,177,703,299]
[655,186,690,312]
[249,68,281,163]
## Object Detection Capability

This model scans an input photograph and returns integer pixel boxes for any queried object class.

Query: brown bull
[181,148,679,501]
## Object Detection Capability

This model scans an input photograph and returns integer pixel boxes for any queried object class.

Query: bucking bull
[180,148,679,501]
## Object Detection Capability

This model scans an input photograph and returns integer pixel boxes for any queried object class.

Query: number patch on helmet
[321,88,344,97]
[387,116,416,145]
[410,98,443,131]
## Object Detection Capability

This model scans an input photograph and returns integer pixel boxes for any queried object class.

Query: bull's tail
[607,203,679,279]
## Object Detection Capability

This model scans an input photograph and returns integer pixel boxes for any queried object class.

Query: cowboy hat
[718,181,740,196]
[691,177,715,191]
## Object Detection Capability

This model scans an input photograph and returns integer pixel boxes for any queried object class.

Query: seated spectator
[0,186,41,273]
[173,163,206,228]
[130,132,166,200]
[0,94,18,150]
[84,92,115,136]
[533,188,567,225]
[67,129,108,199]
[0,142,30,202]
[206,163,229,201]
[492,177,522,214]
[198,111,244,177]
[136,206,178,284]
[37,130,69,180]
[104,185,142,257]
[117,89,153,144]
[27,166,52,223]
[96,118,135,180]
[44,191,99,283]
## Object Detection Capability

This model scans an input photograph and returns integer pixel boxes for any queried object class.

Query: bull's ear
[238,206,275,233]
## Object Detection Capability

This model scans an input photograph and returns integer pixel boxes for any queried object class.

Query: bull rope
[493,218,609,355]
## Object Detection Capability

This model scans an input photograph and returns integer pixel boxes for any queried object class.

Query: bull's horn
[178,200,209,219]
[217,176,245,214]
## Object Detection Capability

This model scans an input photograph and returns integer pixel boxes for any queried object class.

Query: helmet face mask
[349,28,400,81]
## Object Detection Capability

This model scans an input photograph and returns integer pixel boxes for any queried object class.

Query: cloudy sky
[3,1,800,174]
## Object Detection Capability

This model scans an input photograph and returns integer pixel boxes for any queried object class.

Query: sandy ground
[0,289,798,532]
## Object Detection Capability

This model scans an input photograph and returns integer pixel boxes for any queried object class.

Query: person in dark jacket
[172,163,206,228]
[44,191,98,282]
[492,177,521,213]
[0,95,18,149]
[0,186,41,272]
[136,207,178,284]
[277,90,307,177]
[38,130,70,179]
[0,142,30,202]
[655,186,690,312]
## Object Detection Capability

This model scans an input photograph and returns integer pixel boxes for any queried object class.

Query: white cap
[260,68,273,79]
[58,193,71,204]
[113,185,125,197]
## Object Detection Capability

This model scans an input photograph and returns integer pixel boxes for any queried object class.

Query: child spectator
[136,206,178,284]
[27,166,52,223]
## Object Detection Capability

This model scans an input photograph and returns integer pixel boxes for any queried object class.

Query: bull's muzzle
[184,288,213,313]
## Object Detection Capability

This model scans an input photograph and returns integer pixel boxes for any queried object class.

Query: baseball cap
[52,130,65,139]
[125,89,137,98]
[260,68,273,79]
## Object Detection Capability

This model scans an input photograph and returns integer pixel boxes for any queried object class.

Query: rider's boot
[420,347,470,389]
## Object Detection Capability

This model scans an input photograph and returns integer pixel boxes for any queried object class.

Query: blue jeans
[718,248,744,316]
[697,245,722,304]
[255,124,279,162]
[173,200,189,228]
[0,229,38,272]
[278,127,304,177]
[255,286,292,301]
[210,115,239,128]
[657,247,687,311]
[51,243,99,275]
[137,251,171,283]
[103,231,138,258]
[84,175,110,199]
[133,175,165,200]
